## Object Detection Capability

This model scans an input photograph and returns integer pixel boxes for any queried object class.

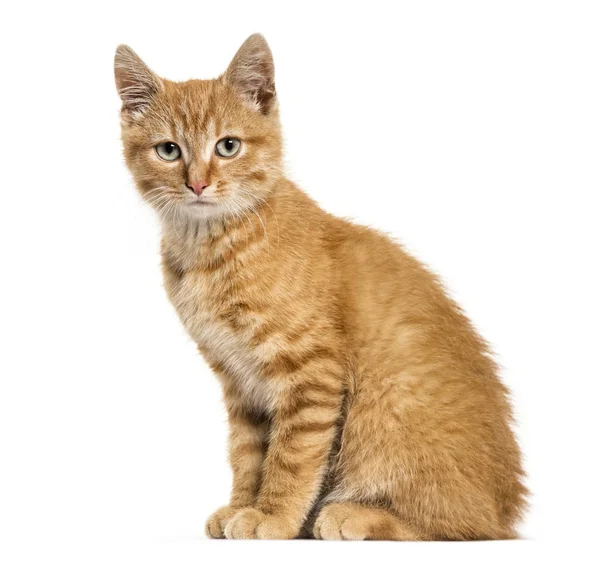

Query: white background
[1,1,599,559]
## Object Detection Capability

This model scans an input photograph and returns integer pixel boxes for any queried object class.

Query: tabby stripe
[267,346,337,376]
[285,420,337,435]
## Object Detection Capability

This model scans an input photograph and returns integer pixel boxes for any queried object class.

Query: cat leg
[205,387,268,538]
[313,503,427,541]
[329,360,523,540]
[224,358,345,539]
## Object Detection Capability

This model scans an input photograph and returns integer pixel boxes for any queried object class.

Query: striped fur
[115,34,527,540]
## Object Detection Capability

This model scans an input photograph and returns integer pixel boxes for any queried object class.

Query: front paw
[206,505,245,539]
[224,507,297,539]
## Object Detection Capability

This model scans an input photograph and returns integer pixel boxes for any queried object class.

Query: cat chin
[175,199,257,224]
[176,201,224,221]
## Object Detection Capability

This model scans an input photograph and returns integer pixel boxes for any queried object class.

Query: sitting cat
[115,34,526,540]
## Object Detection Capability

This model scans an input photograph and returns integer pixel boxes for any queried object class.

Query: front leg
[206,396,268,538]
[225,352,343,539]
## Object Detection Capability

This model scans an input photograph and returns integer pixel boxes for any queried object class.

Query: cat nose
[186,180,209,195]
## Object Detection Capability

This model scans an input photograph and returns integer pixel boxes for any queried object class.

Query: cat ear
[114,45,162,118]
[224,34,276,115]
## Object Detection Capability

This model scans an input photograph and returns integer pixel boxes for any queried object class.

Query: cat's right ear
[224,34,276,115]
[114,45,162,120]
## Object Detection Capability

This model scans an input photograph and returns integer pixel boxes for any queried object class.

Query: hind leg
[321,363,518,540]
[313,503,427,541]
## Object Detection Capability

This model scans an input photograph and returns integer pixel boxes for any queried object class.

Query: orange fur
[115,34,527,540]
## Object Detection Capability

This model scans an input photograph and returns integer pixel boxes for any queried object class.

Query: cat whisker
[230,194,259,248]
[235,186,279,253]
[257,199,279,254]
[227,196,253,245]
[251,208,269,255]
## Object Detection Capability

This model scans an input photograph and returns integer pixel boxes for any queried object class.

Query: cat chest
[168,272,273,412]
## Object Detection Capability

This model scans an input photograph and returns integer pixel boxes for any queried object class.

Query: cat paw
[224,507,297,539]
[205,505,245,539]
[313,503,371,540]
[314,503,421,540]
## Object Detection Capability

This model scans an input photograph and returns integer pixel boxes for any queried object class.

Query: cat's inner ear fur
[114,45,162,119]
[224,34,276,115]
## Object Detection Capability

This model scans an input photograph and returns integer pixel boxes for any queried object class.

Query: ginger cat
[115,34,526,540]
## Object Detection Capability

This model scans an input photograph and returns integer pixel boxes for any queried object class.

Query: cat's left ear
[224,34,276,115]
[114,45,163,119]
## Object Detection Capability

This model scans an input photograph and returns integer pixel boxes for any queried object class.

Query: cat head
[114,34,282,223]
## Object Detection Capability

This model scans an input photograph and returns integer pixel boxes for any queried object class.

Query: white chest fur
[168,271,273,414]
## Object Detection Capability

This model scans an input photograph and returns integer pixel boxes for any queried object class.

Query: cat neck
[159,193,279,275]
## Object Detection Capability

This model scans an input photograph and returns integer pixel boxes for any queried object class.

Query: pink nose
[186,180,209,195]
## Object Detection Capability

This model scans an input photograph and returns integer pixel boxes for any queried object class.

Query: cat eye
[215,137,242,158]
[155,142,181,161]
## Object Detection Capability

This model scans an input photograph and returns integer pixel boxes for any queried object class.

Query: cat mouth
[187,199,214,206]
